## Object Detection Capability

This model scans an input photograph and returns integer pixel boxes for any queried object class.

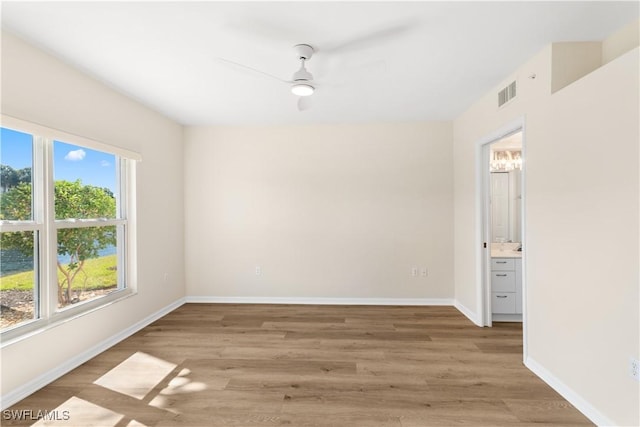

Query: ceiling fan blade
[297,96,312,112]
[214,57,288,83]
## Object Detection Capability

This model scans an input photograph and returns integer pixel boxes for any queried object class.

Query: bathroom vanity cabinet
[491,257,522,315]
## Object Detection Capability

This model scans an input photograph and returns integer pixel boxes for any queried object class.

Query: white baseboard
[524,356,615,426]
[185,296,454,306]
[1,297,185,410]
[453,300,482,326]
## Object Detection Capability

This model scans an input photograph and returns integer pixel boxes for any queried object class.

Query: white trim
[54,219,125,229]
[0,114,142,162]
[453,300,482,326]
[525,357,615,427]
[44,132,57,319]
[474,117,528,361]
[0,222,40,232]
[185,296,454,306]
[475,117,525,326]
[519,123,528,362]
[0,289,135,345]
[0,298,185,410]
[476,138,492,327]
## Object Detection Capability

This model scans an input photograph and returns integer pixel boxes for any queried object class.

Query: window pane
[0,128,33,221]
[54,141,117,220]
[1,231,38,330]
[57,225,119,309]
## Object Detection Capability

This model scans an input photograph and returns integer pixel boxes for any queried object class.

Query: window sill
[0,289,136,349]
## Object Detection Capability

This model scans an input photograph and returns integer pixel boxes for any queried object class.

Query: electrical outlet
[255,266,262,276]
[421,267,428,277]
[631,358,640,381]
[411,267,418,277]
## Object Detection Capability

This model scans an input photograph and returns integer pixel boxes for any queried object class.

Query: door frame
[474,117,527,359]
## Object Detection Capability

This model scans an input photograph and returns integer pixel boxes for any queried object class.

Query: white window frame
[1,115,140,344]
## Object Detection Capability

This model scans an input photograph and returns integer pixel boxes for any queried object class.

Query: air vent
[498,81,517,107]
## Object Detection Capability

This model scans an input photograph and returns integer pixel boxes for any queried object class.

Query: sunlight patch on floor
[159,368,207,395]
[31,396,123,427]
[125,420,149,426]
[93,352,177,400]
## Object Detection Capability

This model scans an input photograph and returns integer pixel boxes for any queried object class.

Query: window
[1,128,39,331]
[53,140,125,310]
[1,117,138,339]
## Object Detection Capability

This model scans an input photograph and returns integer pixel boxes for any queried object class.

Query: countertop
[491,249,522,259]
[491,242,522,258]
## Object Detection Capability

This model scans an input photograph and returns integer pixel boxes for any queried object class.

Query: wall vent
[498,81,517,107]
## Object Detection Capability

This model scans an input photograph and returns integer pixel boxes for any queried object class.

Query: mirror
[490,132,522,243]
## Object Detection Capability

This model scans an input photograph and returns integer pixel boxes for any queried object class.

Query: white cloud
[65,149,86,161]
[100,160,111,167]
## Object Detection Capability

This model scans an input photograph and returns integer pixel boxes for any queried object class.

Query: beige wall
[454,45,639,425]
[529,49,639,424]
[602,19,640,64]
[551,42,602,93]
[1,32,185,397]
[185,123,453,301]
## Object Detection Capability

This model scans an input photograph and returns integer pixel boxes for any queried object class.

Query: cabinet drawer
[491,271,516,292]
[492,293,516,314]
[491,258,515,271]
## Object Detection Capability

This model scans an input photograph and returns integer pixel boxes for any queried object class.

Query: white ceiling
[2,2,638,126]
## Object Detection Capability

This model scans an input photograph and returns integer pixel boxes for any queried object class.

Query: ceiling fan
[215,21,416,112]
[216,43,318,111]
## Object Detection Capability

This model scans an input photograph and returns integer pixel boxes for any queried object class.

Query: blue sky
[1,127,116,192]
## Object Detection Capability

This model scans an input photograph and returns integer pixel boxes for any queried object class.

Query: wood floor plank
[503,398,596,425]
[4,304,593,426]
[261,320,394,331]
[220,345,386,361]
[285,330,433,341]
[223,372,429,394]
[178,358,358,377]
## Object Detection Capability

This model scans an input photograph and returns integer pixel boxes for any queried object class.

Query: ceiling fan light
[291,83,314,97]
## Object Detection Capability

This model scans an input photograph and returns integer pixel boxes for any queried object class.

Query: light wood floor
[6,304,592,426]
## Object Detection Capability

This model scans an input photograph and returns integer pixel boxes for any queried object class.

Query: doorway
[486,132,523,322]
[476,119,526,342]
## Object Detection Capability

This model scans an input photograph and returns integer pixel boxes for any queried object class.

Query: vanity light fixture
[491,150,522,172]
